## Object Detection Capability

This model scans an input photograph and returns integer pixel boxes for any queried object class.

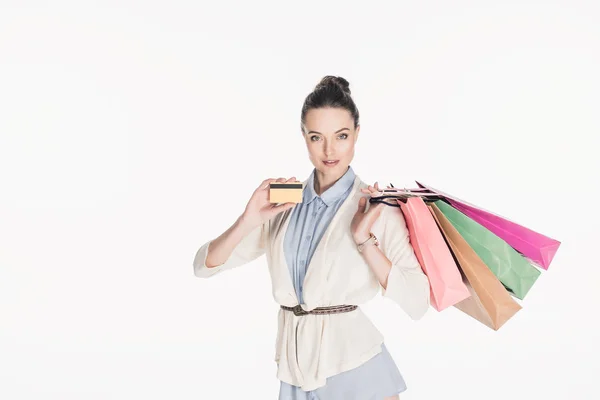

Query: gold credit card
[269,182,303,203]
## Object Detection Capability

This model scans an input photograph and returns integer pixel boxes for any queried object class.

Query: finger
[261,177,285,192]
[374,182,380,192]
[356,196,367,213]
[286,176,297,182]
[367,185,380,196]
[259,178,276,190]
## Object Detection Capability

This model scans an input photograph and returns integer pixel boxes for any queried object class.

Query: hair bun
[315,75,351,95]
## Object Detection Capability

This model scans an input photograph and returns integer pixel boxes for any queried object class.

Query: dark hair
[300,75,360,133]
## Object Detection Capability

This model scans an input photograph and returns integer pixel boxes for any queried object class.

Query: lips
[323,160,339,166]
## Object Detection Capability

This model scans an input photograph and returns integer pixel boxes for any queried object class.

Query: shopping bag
[432,200,541,300]
[428,203,522,330]
[415,181,560,270]
[397,197,471,311]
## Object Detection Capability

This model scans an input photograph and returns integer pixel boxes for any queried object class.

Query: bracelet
[357,232,379,253]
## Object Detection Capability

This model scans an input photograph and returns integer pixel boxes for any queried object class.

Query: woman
[193,76,430,399]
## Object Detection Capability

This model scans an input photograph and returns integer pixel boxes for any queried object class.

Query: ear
[354,125,360,142]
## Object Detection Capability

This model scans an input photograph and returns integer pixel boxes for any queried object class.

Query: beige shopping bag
[428,203,522,330]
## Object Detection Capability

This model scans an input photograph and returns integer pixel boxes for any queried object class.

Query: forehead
[304,108,353,133]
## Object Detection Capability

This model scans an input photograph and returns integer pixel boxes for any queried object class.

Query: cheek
[340,141,355,158]
[306,143,320,159]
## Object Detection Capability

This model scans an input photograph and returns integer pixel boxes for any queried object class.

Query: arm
[358,206,430,320]
[193,214,268,278]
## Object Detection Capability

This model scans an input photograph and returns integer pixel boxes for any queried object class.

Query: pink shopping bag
[415,181,561,270]
[398,196,471,311]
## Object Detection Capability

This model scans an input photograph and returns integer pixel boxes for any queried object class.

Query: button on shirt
[279,165,407,399]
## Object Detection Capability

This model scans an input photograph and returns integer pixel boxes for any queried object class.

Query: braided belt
[280,304,358,317]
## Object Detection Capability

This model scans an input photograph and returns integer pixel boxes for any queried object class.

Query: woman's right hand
[240,177,298,229]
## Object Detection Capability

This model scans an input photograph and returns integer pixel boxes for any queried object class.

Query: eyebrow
[307,128,350,135]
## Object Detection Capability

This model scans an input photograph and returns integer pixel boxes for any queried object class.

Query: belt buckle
[292,304,308,316]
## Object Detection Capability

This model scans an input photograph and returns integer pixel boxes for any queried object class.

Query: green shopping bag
[433,200,541,299]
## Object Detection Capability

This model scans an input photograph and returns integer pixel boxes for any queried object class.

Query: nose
[324,140,334,157]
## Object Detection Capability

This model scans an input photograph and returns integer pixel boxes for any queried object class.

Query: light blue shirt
[279,165,407,399]
[283,165,356,304]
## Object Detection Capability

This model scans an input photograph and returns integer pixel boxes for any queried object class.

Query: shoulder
[356,177,369,190]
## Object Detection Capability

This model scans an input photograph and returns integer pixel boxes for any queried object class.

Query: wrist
[237,214,259,233]
[355,232,380,253]
[353,232,371,245]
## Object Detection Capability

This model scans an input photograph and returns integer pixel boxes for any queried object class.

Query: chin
[319,163,348,173]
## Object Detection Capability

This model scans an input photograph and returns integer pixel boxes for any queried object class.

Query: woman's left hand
[351,181,387,244]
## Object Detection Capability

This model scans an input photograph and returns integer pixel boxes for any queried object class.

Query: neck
[314,166,349,195]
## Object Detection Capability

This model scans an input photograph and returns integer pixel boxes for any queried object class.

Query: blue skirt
[278,343,407,400]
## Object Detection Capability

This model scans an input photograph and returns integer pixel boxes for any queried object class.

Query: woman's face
[302,107,360,179]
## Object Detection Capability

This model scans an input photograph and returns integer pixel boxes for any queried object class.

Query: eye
[309,134,348,141]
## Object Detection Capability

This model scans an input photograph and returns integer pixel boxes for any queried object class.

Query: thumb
[356,197,367,213]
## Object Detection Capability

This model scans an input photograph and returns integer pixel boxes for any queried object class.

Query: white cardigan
[193,174,430,391]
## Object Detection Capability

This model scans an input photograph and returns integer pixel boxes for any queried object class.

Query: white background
[1,1,599,399]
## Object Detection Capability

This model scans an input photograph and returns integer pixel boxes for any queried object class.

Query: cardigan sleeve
[378,205,431,320]
[193,220,268,278]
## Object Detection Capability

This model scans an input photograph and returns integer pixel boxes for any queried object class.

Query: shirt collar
[303,165,356,207]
